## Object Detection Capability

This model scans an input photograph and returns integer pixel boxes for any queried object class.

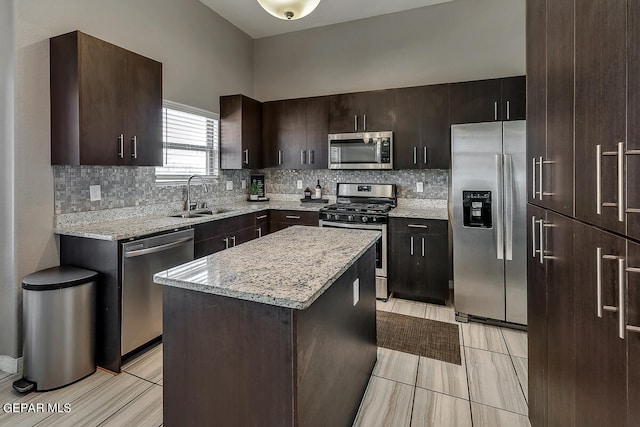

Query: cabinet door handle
[424,146,428,165]
[618,257,626,339]
[532,157,537,199]
[506,100,510,120]
[231,236,236,247]
[626,266,640,333]
[363,114,367,131]
[597,143,625,221]
[257,227,262,238]
[538,156,543,201]
[278,150,282,165]
[301,150,306,165]
[413,147,417,165]
[286,215,300,220]
[354,115,358,132]
[410,236,414,256]
[421,237,425,257]
[256,215,268,220]
[309,150,314,164]
[494,101,498,121]
[408,224,428,229]
[538,218,544,265]
[531,216,537,258]
[618,142,624,222]
[223,237,229,249]
[244,149,249,165]
[131,136,137,159]
[118,134,124,158]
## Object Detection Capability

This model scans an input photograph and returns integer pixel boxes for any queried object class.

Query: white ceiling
[199,0,455,39]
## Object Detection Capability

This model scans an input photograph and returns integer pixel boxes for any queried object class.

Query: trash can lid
[22,266,98,291]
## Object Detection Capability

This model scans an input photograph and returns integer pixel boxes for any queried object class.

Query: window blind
[155,100,219,183]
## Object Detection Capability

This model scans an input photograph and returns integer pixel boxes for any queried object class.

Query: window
[155,100,219,183]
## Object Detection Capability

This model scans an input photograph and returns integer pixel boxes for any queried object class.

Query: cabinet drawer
[390,218,448,235]
[194,213,254,242]
[270,210,319,226]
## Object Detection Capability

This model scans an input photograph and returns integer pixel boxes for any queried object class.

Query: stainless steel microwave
[328,131,393,170]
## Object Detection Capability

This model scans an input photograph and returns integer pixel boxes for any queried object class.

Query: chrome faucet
[186,175,209,215]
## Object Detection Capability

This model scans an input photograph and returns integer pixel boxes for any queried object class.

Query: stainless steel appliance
[319,183,396,300]
[121,228,194,356]
[451,121,527,326]
[328,131,393,169]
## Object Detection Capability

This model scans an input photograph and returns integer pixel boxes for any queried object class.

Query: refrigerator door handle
[505,154,513,260]
[496,154,504,260]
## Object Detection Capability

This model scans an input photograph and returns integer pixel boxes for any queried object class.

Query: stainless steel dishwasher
[121,228,194,356]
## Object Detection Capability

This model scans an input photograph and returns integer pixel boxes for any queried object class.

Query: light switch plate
[226,181,233,191]
[241,179,247,190]
[297,180,303,190]
[89,185,101,201]
[416,182,424,193]
[353,278,360,306]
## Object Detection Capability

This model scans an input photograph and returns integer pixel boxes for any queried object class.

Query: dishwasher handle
[124,236,194,258]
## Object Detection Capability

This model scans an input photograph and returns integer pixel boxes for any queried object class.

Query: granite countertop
[153,226,380,310]
[53,201,327,241]
[390,206,449,220]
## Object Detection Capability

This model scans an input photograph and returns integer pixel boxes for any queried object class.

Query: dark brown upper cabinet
[329,90,394,133]
[50,31,162,166]
[575,0,626,236]
[393,84,450,169]
[220,94,262,170]
[263,96,329,169]
[527,0,575,218]
[450,76,525,125]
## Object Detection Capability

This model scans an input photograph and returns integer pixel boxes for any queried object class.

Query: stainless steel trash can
[18,266,97,392]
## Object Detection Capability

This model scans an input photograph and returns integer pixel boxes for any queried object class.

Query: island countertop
[153,225,380,310]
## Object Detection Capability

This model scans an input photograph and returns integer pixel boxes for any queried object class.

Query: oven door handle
[319,220,385,231]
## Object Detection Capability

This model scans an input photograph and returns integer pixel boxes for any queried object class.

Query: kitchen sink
[169,207,234,218]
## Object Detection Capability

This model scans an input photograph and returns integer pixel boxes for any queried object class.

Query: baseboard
[0,355,23,374]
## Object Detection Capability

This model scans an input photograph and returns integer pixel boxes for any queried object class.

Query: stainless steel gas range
[319,183,396,301]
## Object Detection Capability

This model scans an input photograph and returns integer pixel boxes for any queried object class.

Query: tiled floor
[0,297,529,427]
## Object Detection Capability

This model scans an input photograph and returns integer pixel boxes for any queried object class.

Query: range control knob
[333,214,340,221]
[348,215,355,222]
[361,216,369,223]
[324,213,332,220]
[370,216,377,223]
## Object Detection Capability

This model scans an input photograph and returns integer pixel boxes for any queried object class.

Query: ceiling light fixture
[257,0,321,20]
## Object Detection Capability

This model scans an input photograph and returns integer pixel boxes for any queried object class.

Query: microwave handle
[376,139,382,163]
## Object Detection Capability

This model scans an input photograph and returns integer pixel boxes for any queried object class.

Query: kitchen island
[154,226,380,427]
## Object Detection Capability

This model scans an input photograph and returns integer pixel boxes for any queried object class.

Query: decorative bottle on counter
[315,180,322,199]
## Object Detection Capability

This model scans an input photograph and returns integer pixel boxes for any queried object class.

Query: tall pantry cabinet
[526,0,640,426]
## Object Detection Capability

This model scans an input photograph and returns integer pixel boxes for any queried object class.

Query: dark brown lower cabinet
[389,218,448,304]
[527,204,548,427]
[626,241,640,426]
[193,213,255,258]
[528,204,576,427]
[573,222,627,427]
[163,246,377,426]
[269,210,319,233]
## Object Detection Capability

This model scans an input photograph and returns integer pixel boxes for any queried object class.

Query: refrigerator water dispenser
[463,191,492,228]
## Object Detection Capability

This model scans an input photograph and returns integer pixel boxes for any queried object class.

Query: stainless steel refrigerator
[451,121,527,326]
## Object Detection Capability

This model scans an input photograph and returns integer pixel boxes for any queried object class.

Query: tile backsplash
[53,166,448,215]
[53,166,250,215]
[262,169,448,199]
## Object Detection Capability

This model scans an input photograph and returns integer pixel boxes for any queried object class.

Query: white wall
[254,0,526,101]
[0,0,18,365]
[3,0,255,361]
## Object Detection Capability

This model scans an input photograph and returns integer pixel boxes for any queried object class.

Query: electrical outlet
[241,179,247,190]
[416,182,424,193]
[353,278,360,306]
[226,181,233,191]
[297,180,303,190]
[89,185,101,201]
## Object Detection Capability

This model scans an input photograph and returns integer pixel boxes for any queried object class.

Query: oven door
[319,220,386,277]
